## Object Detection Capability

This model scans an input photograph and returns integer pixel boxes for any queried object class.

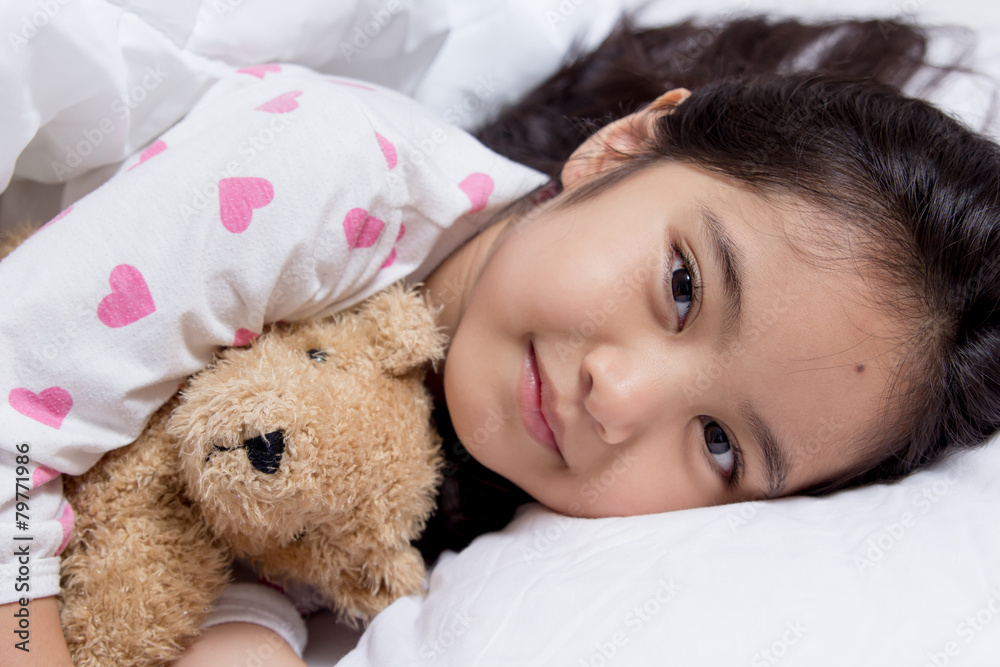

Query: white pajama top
[0,63,547,605]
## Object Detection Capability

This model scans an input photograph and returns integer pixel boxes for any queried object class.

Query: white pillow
[334,437,1000,666]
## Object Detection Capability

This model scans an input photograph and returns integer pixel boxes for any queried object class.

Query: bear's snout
[243,430,285,474]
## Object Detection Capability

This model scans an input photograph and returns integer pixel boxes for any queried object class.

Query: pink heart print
[40,206,73,231]
[375,132,397,169]
[327,78,376,91]
[343,208,385,249]
[219,177,275,233]
[238,64,282,79]
[98,265,156,328]
[9,387,73,429]
[381,224,406,269]
[32,465,61,489]
[459,173,494,213]
[255,91,302,114]
[128,140,167,170]
[233,329,259,346]
[54,501,75,556]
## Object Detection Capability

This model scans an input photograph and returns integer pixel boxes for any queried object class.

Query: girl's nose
[581,345,654,445]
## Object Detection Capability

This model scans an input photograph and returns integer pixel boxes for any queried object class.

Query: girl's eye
[670,250,693,327]
[700,417,740,484]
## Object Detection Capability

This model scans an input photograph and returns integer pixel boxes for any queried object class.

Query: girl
[2,14,999,667]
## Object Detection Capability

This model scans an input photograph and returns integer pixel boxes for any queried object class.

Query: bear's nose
[243,430,285,474]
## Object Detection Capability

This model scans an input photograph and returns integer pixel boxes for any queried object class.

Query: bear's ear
[355,283,448,376]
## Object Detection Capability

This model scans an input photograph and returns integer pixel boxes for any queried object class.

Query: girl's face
[432,106,905,519]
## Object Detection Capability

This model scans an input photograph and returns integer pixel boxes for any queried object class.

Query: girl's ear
[561,88,691,188]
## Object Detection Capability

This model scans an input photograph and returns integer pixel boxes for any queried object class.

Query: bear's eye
[292,530,307,541]
[306,349,328,363]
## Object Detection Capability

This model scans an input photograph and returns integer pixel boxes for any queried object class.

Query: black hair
[417,14,999,561]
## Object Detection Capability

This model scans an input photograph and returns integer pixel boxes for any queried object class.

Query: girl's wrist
[0,597,74,667]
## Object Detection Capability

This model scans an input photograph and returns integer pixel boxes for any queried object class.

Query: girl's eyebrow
[739,399,791,498]
[697,205,791,497]
[699,205,744,351]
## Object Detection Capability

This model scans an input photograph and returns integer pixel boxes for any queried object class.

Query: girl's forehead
[658,163,863,274]
[682,231,902,494]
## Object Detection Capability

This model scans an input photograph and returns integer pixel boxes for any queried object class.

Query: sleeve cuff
[0,555,61,606]
[201,582,309,658]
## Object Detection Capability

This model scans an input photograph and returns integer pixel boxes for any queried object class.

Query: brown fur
[0,228,445,664]
[44,264,447,665]
[0,223,38,259]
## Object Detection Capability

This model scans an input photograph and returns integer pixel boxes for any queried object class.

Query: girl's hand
[170,622,307,667]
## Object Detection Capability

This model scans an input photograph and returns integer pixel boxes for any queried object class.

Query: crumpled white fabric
[0,0,629,195]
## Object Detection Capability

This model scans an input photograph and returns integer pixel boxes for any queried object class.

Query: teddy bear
[44,270,447,666]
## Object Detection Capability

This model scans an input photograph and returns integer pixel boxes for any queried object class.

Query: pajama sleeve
[0,64,547,605]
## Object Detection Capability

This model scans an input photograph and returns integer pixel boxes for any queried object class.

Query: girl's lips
[519,342,563,458]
